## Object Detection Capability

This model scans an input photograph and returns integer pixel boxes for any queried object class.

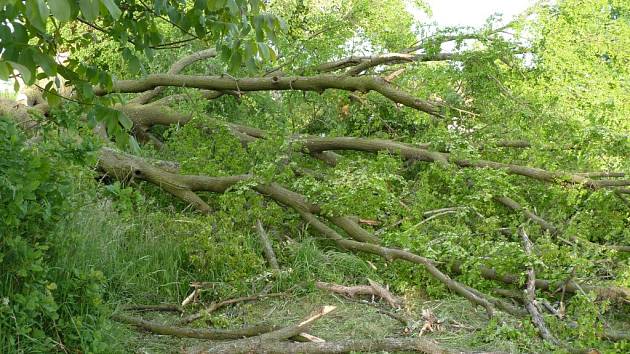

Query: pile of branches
[7,38,630,353]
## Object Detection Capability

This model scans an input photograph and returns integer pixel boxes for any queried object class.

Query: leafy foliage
[1,0,629,352]
[0,117,110,353]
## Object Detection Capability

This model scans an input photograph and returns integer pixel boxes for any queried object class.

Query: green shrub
[0,117,109,353]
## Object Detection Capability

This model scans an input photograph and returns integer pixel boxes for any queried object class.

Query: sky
[422,0,537,28]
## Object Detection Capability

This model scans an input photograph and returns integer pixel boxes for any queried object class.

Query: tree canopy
[0,0,629,353]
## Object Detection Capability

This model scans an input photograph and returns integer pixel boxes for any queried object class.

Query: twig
[315,280,402,308]
[177,292,286,325]
[520,227,559,345]
[494,196,559,235]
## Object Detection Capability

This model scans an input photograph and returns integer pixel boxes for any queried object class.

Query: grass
[50,186,628,353]
[57,199,196,306]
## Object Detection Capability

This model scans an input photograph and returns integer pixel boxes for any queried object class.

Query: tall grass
[54,199,197,306]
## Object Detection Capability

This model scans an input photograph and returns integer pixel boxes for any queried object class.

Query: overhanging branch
[95,74,442,116]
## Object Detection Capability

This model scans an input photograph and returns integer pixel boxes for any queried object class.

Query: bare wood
[292,332,326,343]
[520,227,560,345]
[315,280,402,308]
[187,306,336,354]
[192,337,463,354]
[256,220,280,271]
[111,313,276,340]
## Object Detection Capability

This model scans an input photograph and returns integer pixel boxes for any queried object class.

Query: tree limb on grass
[193,337,464,354]
[494,196,559,235]
[111,313,276,340]
[451,264,630,303]
[187,305,336,354]
[119,303,183,313]
[256,220,281,271]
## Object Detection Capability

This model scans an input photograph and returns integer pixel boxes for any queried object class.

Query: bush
[0,117,110,353]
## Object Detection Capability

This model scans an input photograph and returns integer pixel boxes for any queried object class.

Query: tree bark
[111,313,275,340]
[95,74,441,116]
[256,220,281,271]
[194,337,464,354]
[187,306,336,354]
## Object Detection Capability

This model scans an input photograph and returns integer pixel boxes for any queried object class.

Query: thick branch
[451,264,630,303]
[346,53,454,76]
[188,306,336,354]
[300,136,630,192]
[256,220,280,271]
[95,74,441,116]
[301,136,444,165]
[195,337,461,354]
[111,313,275,340]
[98,147,249,213]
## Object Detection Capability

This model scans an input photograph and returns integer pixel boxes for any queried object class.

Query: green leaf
[100,0,121,20]
[227,0,239,16]
[25,0,49,32]
[0,61,11,80]
[122,48,140,74]
[208,0,227,11]
[8,61,32,84]
[49,0,72,22]
[32,50,57,76]
[229,50,241,72]
[128,136,141,154]
[79,0,99,21]
[44,88,61,107]
[257,43,269,61]
[117,112,133,130]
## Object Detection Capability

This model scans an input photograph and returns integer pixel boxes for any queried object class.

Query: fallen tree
[192,337,463,354]
[5,1,629,353]
[94,147,629,309]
